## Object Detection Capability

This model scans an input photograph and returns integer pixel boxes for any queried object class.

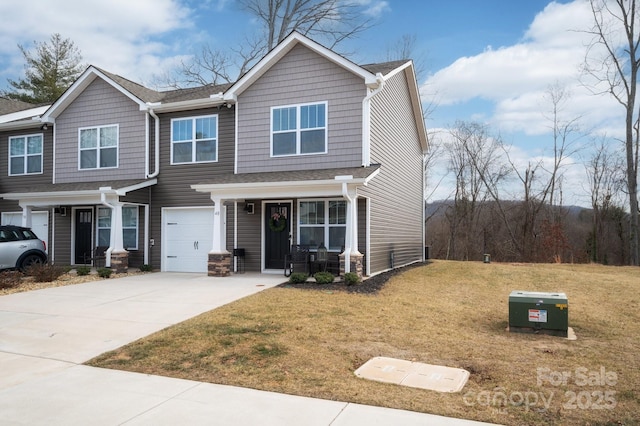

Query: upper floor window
[79,125,118,169]
[271,102,327,156]
[171,115,218,164]
[9,134,43,175]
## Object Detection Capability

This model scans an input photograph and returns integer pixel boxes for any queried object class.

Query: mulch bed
[278,261,428,294]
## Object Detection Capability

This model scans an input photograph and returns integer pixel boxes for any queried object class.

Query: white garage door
[163,208,214,273]
[1,211,49,253]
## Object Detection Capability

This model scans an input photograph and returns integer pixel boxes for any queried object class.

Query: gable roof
[225,32,384,100]
[41,66,231,120]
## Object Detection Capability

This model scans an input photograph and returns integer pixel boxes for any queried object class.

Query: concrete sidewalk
[0,272,495,425]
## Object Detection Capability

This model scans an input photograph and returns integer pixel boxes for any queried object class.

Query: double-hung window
[272,102,327,156]
[79,125,118,169]
[9,134,43,175]
[298,199,346,251]
[97,206,139,250]
[171,115,218,164]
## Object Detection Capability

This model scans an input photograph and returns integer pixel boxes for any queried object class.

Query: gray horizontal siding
[360,70,424,274]
[237,43,365,173]
[55,78,147,183]
[0,127,54,192]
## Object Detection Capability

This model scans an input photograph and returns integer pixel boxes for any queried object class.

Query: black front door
[75,208,93,264]
[265,202,291,269]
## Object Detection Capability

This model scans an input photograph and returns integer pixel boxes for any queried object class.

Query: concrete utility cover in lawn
[355,357,470,393]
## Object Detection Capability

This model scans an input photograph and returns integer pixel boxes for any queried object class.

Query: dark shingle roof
[95,67,232,104]
[0,97,38,115]
[193,165,380,186]
[362,60,408,75]
[1,179,155,195]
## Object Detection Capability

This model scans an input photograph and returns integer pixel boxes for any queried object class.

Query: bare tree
[241,0,372,51]
[584,0,640,265]
[585,136,627,263]
[542,82,582,214]
[160,0,374,88]
[445,121,507,260]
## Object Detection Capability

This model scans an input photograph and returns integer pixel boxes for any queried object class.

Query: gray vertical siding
[235,201,263,272]
[55,78,147,183]
[237,43,365,173]
[148,107,235,269]
[52,211,72,264]
[360,70,424,274]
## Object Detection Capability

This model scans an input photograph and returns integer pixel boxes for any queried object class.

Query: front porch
[191,166,380,278]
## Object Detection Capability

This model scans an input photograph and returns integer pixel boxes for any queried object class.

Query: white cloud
[0,0,193,85]
[421,0,629,159]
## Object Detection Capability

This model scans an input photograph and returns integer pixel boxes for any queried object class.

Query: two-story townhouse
[0,31,427,278]
[192,32,428,277]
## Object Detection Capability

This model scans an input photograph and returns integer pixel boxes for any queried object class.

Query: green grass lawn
[88,260,640,425]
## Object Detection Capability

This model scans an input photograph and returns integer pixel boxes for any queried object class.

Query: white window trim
[8,133,44,176]
[96,205,139,250]
[271,101,328,157]
[170,114,219,165]
[297,198,346,252]
[78,124,119,170]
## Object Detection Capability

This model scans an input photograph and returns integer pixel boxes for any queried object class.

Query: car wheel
[20,254,43,271]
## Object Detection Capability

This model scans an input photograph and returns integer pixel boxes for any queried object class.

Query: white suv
[0,225,47,271]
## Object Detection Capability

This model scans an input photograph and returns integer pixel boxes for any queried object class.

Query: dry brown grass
[88,260,640,425]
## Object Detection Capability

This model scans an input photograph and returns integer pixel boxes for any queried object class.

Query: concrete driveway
[0,272,495,425]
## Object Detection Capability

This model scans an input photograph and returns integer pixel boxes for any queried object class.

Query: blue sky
[0,0,619,206]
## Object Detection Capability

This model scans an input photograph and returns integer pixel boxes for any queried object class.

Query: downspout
[146,106,160,178]
[362,73,385,167]
[100,192,115,267]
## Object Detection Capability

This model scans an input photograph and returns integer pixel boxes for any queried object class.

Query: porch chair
[284,244,309,277]
[83,246,108,267]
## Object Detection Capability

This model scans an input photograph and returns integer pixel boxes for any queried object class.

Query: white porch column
[208,196,231,276]
[109,202,125,252]
[211,196,228,254]
[20,205,33,228]
[341,183,361,274]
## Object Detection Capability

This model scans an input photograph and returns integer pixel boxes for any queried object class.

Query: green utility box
[508,291,568,337]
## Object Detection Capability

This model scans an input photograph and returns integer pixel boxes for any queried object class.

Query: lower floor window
[298,199,346,251]
[97,206,138,249]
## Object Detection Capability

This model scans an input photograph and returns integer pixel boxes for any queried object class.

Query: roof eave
[142,96,225,113]
[191,175,373,199]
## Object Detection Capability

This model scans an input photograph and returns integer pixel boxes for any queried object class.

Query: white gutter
[0,106,49,124]
[145,105,160,178]
[362,73,385,167]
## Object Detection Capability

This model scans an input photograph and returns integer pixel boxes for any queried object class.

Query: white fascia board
[191,177,369,200]
[0,119,45,131]
[0,106,50,124]
[227,32,378,98]
[1,180,157,206]
[5,191,106,207]
[142,96,225,113]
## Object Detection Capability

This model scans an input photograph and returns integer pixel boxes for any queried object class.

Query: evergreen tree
[2,33,84,104]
